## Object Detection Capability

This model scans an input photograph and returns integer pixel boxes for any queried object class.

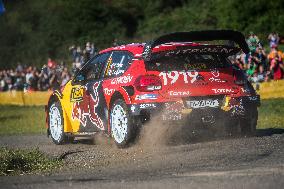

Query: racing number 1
[159,71,198,85]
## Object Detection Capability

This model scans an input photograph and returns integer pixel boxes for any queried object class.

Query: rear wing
[142,30,249,60]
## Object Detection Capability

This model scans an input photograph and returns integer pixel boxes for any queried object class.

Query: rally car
[46,30,260,147]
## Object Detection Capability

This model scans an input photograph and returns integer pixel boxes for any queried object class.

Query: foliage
[0,147,62,175]
[0,0,283,68]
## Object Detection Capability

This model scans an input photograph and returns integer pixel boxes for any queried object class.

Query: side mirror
[75,74,85,82]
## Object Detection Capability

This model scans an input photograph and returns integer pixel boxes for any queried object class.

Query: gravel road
[0,128,283,189]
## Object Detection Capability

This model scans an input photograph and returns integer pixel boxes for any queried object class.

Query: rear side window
[147,53,230,71]
[104,51,133,78]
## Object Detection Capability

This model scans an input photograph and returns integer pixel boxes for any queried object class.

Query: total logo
[169,91,190,96]
[212,88,236,94]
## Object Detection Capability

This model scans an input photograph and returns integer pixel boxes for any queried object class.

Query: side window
[85,53,110,80]
[104,51,133,78]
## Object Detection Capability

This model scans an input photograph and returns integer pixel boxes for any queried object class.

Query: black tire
[110,99,136,148]
[240,109,258,136]
[224,119,239,137]
[48,101,73,144]
[65,135,75,143]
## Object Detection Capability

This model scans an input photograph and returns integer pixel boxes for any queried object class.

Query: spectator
[69,45,77,62]
[268,32,280,48]
[270,54,284,80]
[90,43,97,57]
[247,32,261,53]
[85,42,92,61]
[254,47,267,77]
[61,67,71,87]
[47,58,56,69]
[267,44,284,62]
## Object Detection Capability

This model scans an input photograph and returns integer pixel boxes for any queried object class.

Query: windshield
[146,53,230,71]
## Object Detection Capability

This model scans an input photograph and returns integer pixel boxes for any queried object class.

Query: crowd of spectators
[0,41,97,92]
[0,60,71,92]
[69,42,98,73]
[232,32,283,83]
[0,34,283,92]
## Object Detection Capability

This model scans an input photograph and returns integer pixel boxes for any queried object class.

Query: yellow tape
[0,91,52,106]
[256,80,284,99]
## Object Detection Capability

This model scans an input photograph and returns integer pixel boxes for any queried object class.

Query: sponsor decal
[72,82,104,130]
[113,45,126,50]
[165,46,236,57]
[162,114,182,121]
[113,69,125,75]
[184,63,207,70]
[248,96,258,101]
[111,74,133,85]
[142,44,151,60]
[208,69,227,83]
[139,103,156,109]
[209,78,226,83]
[169,91,190,96]
[241,87,250,94]
[159,71,198,85]
[212,88,236,94]
[130,105,136,112]
[70,87,84,102]
[211,69,220,77]
[231,99,245,116]
[135,94,158,100]
[187,99,219,109]
[104,88,115,96]
[107,61,125,76]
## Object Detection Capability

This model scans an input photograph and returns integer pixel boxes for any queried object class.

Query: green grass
[257,98,284,129]
[0,98,283,136]
[0,147,62,176]
[0,106,46,135]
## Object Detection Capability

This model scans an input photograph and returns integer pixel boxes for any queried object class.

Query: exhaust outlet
[202,115,215,123]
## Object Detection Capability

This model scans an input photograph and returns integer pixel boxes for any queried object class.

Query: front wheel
[48,102,72,144]
[110,99,135,148]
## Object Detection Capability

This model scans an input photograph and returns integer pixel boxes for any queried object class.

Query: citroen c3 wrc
[46,30,260,147]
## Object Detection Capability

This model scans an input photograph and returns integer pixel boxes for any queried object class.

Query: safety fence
[257,80,284,99]
[0,80,283,106]
[0,91,52,106]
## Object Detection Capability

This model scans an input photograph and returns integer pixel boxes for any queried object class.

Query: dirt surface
[0,129,284,189]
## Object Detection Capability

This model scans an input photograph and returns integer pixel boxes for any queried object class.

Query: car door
[84,53,110,132]
[72,53,110,132]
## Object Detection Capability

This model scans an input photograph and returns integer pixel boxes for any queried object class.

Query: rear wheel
[240,109,258,136]
[49,101,73,144]
[110,99,135,148]
[224,119,240,137]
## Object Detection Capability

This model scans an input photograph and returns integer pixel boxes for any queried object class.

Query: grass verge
[0,98,283,136]
[0,147,62,176]
[0,106,46,135]
[257,98,284,129]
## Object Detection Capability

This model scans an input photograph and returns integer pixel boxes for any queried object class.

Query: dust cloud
[136,111,191,149]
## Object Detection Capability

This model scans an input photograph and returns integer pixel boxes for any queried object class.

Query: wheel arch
[46,90,72,135]
[107,88,133,134]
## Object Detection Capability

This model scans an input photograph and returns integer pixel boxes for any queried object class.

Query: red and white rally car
[46,30,260,147]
